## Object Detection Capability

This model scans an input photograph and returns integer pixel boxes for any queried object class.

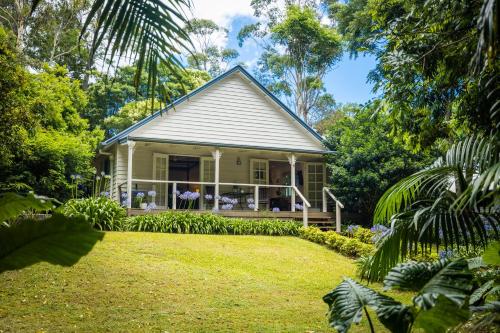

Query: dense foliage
[0,27,102,198]
[324,242,500,333]
[324,104,433,225]
[0,192,57,225]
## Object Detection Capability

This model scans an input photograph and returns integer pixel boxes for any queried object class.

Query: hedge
[299,226,374,258]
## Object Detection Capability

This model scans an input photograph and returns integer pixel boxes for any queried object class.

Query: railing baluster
[322,188,327,212]
[254,185,259,211]
[336,202,341,233]
[172,182,177,210]
[303,205,308,227]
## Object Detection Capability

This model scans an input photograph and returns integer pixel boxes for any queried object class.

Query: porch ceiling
[127,140,325,161]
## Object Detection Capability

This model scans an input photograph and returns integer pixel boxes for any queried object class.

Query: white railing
[293,186,311,227]
[129,179,311,226]
[322,187,343,232]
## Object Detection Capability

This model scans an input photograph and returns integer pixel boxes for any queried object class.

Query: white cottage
[98,65,343,229]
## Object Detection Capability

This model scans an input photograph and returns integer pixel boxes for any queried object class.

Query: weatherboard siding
[130,73,325,152]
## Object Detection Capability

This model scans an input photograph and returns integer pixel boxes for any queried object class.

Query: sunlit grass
[0,232,412,332]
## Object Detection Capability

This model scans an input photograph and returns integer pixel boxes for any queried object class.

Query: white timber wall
[130,72,325,152]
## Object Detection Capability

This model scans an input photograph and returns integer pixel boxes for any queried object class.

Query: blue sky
[191,1,377,105]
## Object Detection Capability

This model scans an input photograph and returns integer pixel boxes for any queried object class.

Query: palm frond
[81,0,193,103]
[471,0,498,74]
[369,135,499,281]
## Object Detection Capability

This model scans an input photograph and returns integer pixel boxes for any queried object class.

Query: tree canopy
[329,0,498,149]
[324,103,433,225]
[240,2,342,124]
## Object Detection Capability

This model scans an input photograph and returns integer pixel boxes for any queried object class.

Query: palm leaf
[369,135,499,281]
[80,0,193,103]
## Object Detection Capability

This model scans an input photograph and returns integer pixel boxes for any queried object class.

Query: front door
[153,153,169,208]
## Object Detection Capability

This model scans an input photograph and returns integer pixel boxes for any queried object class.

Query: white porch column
[288,154,296,212]
[212,149,222,210]
[126,141,136,209]
[109,154,115,201]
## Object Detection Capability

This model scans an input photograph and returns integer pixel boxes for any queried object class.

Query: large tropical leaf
[412,259,472,310]
[80,0,193,103]
[413,296,470,333]
[323,278,413,333]
[0,192,57,224]
[383,259,452,292]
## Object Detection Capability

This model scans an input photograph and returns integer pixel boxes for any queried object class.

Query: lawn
[0,231,409,332]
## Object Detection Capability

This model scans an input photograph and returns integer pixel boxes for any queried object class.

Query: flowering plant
[247,198,255,210]
[272,207,280,213]
[370,224,389,243]
[145,202,157,212]
[294,203,304,211]
[134,192,145,207]
[220,196,237,210]
[177,190,200,209]
[346,224,359,236]
[121,192,127,207]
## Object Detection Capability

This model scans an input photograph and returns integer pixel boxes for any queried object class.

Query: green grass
[0,231,411,332]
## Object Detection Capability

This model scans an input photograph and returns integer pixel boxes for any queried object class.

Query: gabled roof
[102,65,325,149]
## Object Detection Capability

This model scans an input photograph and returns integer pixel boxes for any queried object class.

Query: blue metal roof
[101,65,325,147]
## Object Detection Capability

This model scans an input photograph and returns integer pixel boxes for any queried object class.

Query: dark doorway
[168,156,200,209]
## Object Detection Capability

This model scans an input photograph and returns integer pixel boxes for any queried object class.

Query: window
[153,154,168,207]
[307,163,324,209]
[250,159,268,184]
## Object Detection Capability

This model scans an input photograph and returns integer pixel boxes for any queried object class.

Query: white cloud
[189,0,254,47]
[190,0,254,27]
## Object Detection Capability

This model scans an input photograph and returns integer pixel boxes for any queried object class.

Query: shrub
[340,238,360,257]
[121,211,301,236]
[61,197,126,230]
[299,227,374,258]
[353,227,374,244]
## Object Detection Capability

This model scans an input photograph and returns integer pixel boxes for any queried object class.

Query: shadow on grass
[0,231,104,274]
